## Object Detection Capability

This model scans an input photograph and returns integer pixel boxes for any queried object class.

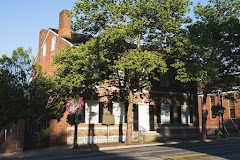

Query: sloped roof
[50,28,90,45]
[64,33,90,45]
[49,28,59,34]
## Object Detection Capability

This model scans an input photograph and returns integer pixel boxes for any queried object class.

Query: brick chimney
[58,10,71,39]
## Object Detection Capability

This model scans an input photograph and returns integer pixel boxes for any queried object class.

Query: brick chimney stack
[59,10,71,39]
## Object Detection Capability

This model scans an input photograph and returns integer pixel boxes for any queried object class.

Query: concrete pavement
[0,137,215,159]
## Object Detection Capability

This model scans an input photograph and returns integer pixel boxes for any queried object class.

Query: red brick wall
[0,120,26,153]
[49,112,69,146]
[35,30,69,76]
[198,92,240,135]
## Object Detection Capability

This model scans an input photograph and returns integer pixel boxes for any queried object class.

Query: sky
[0,0,208,58]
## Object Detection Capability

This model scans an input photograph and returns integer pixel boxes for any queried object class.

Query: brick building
[35,10,199,146]
[198,92,240,136]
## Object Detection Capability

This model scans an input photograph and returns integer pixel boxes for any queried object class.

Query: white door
[138,103,150,131]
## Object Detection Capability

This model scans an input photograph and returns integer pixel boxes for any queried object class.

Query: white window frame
[43,44,46,57]
[51,37,56,51]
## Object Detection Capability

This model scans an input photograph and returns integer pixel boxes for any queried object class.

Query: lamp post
[66,87,84,149]
[73,90,79,149]
[220,93,225,138]
[217,90,225,138]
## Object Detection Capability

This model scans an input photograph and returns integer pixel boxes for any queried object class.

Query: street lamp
[217,90,225,138]
[220,93,225,138]
[73,89,80,149]
[66,88,84,149]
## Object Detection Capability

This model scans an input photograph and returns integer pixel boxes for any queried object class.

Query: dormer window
[51,37,56,51]
[43,44,46,57]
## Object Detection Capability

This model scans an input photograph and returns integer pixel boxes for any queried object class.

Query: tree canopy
[182,0,240,139]
[0,47,53,126]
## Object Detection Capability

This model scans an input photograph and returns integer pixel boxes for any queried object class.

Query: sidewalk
[0,138,216,159]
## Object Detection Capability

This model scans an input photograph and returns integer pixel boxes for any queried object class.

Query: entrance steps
[133,131,159,142]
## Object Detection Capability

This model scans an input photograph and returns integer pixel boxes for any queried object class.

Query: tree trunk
[125,90,134,144]
[202,91,208,140]
[137,34,141,48]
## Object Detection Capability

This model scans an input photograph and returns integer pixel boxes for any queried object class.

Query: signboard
[161,103,170,124]
[102,114,115,125]
[85,100,99,124]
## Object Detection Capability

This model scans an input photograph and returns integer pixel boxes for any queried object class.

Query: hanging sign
[66,97,84,114]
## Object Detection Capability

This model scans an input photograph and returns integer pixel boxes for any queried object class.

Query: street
[1,137,240,160]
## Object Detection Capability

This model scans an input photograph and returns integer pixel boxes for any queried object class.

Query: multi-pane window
[210,96,216,118]
[99,102,125,124]
[161,103,170,124]
[229,99,235,119]
[51,37,56,51]
[43,44,46,57]
[112,102,125,124]
[181,105,190,124]
[85,100,99,124]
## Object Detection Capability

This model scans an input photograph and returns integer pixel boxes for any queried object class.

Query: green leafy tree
[50,39,109,118]
[0,47,32,126]
[28,64,55,121]
[183,0,240,140]
[0,47,53,126]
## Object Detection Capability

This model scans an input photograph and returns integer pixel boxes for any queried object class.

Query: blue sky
[0,0,208,58]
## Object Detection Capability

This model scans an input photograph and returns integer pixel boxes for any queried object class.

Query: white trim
[40,29,58,48]
[62,37,73,46]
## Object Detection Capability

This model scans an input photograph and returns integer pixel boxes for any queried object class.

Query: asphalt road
[1,137,240,160]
